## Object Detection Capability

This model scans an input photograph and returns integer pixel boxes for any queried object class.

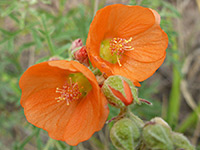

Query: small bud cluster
[69,39,89,66]
[70,38,83,51]
[74,46,89,66]
[110,115,195,150]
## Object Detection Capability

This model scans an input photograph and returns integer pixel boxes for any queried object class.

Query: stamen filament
[117,56,122,67]
[55,78,82,105]
[109,37,134,66]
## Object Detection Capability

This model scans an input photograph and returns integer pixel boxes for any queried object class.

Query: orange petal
[63,91,109,145]
[108,80,133,106]
[108,85,127,104]
[86,4,168,84]
[23,88,77,140]
[133,81,141,87]
[123,80,133,105]
[48,60,99,89]
[20,60,109,145]
[149,8,161,24]
[19,61,72,107]
[89,4,156,41]
[125,24,168,62]
[120,54,166,81]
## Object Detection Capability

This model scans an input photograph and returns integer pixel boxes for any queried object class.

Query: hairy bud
[70,38,83,51]
[74,46,89,66]
[110,118,141,150]
[102,75,139,108]
[127,112,144,129]
[48,56,60,61]
[142,121,174,150]
[172,132,195,150]
[150,117,171,129]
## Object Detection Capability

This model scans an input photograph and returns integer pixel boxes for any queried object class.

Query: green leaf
[18,42,35,53]
[9,13,20,24]
[56,43,71,55]
[31,29,43,49]
[1,2,18,17]
[41,15,55,56]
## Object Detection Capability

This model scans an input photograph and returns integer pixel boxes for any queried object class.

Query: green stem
[41,15,55,56]
[93,0,99,17]
[55,141,63,150]
[167,36,181,128]
[59,0,67,16]
[36,129,43,149]
[92,68,102,76]
[18,128,40,149]
[177,105,200,133]
[70,146,74,150]
[44,138,55,150]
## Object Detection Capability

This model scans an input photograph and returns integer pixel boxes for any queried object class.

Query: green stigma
[55,73,92,105]
[100,39,119,64]
[69,73,92,97]
[100,37,134,66]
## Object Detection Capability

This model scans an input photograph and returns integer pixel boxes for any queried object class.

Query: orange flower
[19,60,109,146]
[86,4,168,86]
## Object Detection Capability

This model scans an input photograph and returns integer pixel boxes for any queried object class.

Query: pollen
[55,77,82,105]
[109,37,134,66]
[110,37,134,55]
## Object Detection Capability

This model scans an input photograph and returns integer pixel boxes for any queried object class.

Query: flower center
[110,37,134,56]
[55,77,82,105]
[55,73,92,105]
[100,37,134,66]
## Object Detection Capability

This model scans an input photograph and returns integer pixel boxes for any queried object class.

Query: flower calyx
[142,117,174,150]
[110,118,141,150]
[102,75,139,108]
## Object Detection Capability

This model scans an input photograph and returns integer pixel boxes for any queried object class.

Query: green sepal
[172,132,195,150]
[110,118,141,150]
[142,122,174,150]
[102,75,139,108]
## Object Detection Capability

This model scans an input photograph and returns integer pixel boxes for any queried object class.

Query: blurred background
[0,0,200,149]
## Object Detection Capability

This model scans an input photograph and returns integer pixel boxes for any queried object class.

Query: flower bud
[127,112,144,129]
[74,46,89,66]
[70,38,83,51]
[48,56,61,61]
[102,75,139,108]
[142,121,174,150]
[172,132,195,150]
[110,118,141,150]
[150,117,171,129]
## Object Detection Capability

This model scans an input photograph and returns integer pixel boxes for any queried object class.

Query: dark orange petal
[108,80,133,106]
[108,85,127,103]
[123,80,133,105]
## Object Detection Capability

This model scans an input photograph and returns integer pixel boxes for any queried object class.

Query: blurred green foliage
[0,0,198,149]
